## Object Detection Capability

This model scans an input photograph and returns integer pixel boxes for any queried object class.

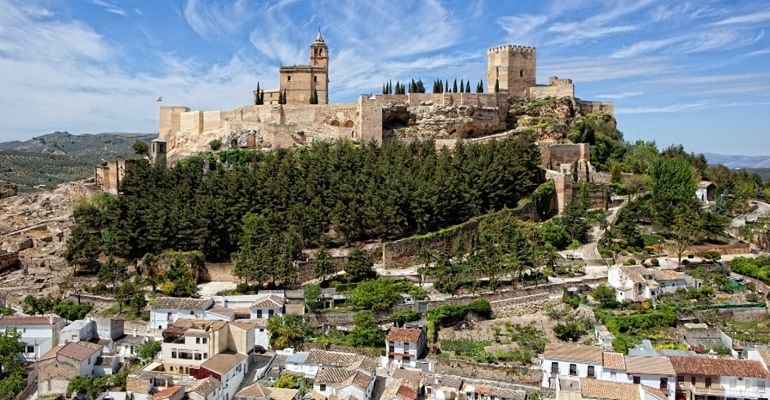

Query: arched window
[330,120,339,127]
[344,120,354,128]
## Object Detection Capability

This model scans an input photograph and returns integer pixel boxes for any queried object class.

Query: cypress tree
[466,81,471,93]
[459,79,464,93]
[417,79,425,93]
[310,89,318,104]
[477,80,484,93]
[382,83,386,95]
[494,78,499,93]
[444,80,449,93]
[389,80,393,94]
[255,82,261,105]
[452,79,457,93]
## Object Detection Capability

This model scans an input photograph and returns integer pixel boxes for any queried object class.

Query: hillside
[704,152,770,169]
[0,131,154,190]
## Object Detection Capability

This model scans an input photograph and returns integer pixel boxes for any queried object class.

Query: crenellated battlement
[486,44,536,54]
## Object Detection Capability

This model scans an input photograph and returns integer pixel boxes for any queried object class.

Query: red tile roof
[387,327,423,343]
[669,356,770,378]
[57,342,102,362]
[0,315,63,326]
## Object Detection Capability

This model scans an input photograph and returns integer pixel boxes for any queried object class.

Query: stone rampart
[538,142,589,169]
[381,200,538,269]
[576,100,614,116]
[432,358,543,385]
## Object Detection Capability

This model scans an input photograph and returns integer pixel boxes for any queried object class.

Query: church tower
[309,31,329,104]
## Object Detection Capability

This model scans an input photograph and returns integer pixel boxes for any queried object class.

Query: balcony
[677,382,725,397]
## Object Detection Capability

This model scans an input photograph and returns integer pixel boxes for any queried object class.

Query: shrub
[209,139,222,151]
[391,310,421,326]
[553,320,588,341]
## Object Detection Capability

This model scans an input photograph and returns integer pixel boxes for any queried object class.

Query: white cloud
[88,0,126,16]
[0,0,276,139]
[183,0,255,38]
[617,100,770,114]
[596,91,644,99]
[711,9,770,26]
[498,14,547,44]
[539,56,671,82]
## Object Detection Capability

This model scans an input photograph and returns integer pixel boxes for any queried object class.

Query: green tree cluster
[0,329,25,398]
[22,295,93,321]
[268,315,309,349]
[348,278,427,312]
[138,339,161,361]
[67,139,541,266]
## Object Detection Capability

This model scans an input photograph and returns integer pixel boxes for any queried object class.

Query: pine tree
[452,79,457,93]
[466,81,471,93]
[494,78,499,93]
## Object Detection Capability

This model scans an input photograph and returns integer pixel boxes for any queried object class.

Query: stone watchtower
[150,138,167,168]
[486,45,536,97]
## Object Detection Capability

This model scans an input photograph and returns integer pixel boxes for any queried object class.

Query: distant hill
[704,152,770,169]
[0,131,155,191]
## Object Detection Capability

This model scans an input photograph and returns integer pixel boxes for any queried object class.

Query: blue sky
[1,0,769,155]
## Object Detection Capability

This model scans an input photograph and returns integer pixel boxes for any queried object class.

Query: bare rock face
[0,182,16,200]
[383,103,507,140]
[226,129,270,150]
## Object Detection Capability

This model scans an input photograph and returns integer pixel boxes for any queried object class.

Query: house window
[633,376,640,384]
[587,366,595,378]
[551,362,559,374]
[171,351,177,358]
[257,310,262,318]
[660,378,668,390]
[569,364,577,376]
[314,76,318,82]
[287,76,291,81]
[705,377,712,387]
[320,383,326,391]
[269,310,274,317]
[203,353,208,358]
[520,69,524,78]
[26,346,34,353]
[194,354,202,360]
[259,329,264,332]
[202,338,207,344]
[196,338,200,344]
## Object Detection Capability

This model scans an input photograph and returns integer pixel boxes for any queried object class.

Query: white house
[0,315,65,362]
[150,298,214,330]
[670,355,770,400]
[59,319,95,344]
[235,383,299,400]
[114,333,147,360]
[249,295,284,320]
[36,341,105,397]
[383,327,426,368]
[198,352,248,400]
[696,181,717,205]
[608,266,693,303]
[424,373,463,400]
[284,349,376,379]
[600,351,628,382]
[542,343,604,389]
[188,377,223,400]
[578,379,667,400]
[313,367,375,400]
[623,356,675,400]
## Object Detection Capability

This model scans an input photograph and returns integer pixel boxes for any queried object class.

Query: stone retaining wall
[432,358,543,385]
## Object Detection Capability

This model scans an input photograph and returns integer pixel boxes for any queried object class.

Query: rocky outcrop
[0,182,16,199]
[381,96,600,143]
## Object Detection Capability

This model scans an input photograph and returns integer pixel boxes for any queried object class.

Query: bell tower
[310,30,328,69]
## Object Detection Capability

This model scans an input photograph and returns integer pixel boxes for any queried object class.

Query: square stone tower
[486,45,536,97]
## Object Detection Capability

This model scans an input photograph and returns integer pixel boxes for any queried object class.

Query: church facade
[256,31,329,105]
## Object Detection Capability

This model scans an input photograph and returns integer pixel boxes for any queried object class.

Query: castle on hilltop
[99,33,615,205]
[256,31,329,105]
